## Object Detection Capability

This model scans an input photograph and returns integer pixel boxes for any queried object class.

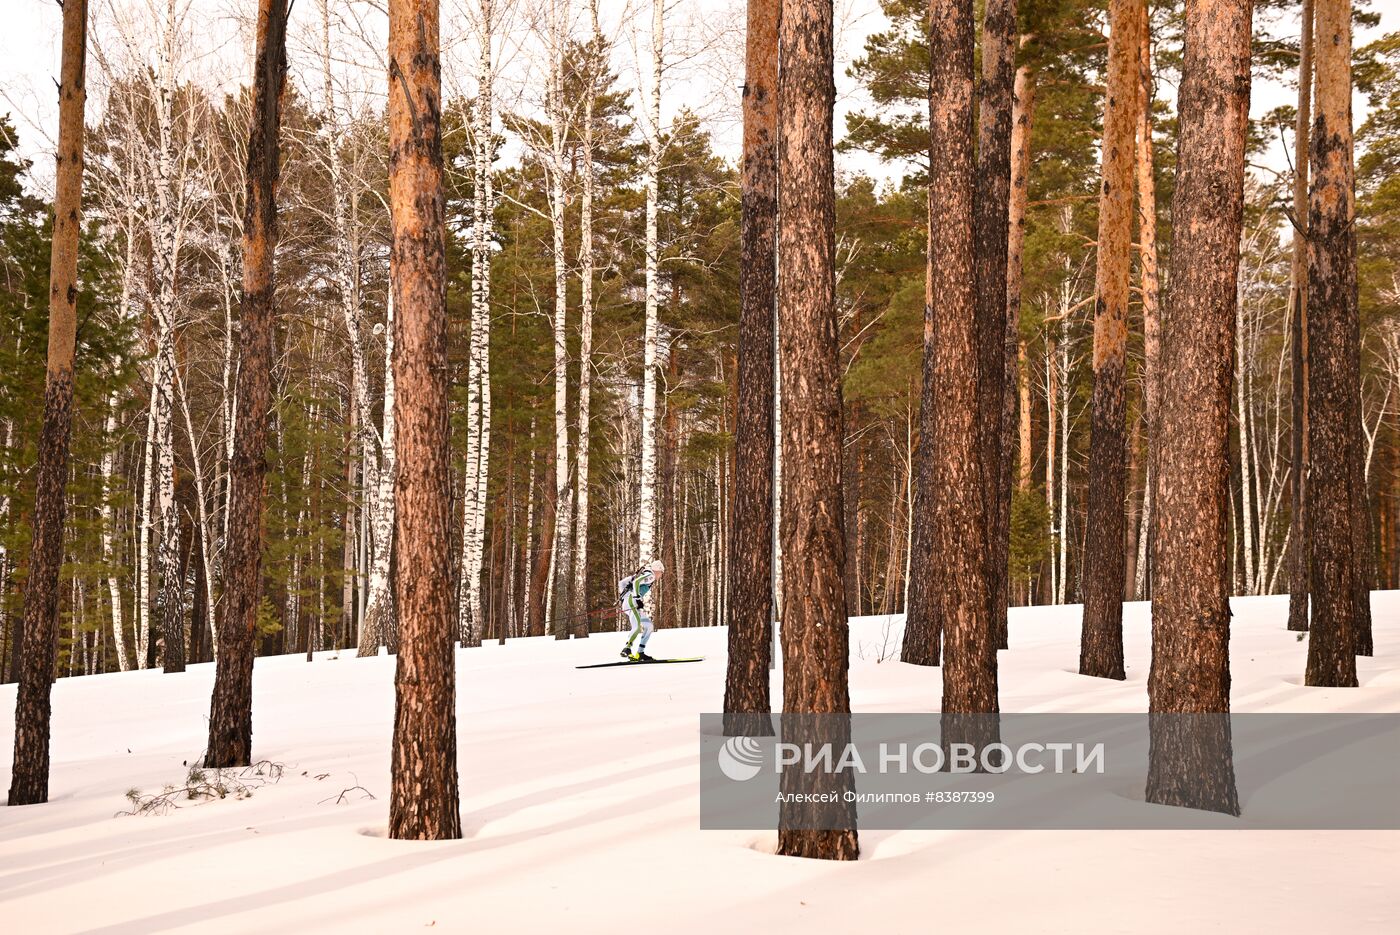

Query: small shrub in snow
[119,760,285,816]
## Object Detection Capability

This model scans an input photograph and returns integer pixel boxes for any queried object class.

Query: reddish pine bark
[1287,0,1313,633]
[975,0,1017,651]
[922,0,999,731]
[205,0,289,770]
[386,0,461,840]
[1007,60,1035,498]
[8,0,87,806]
[1134,0,1162,602]
[1081,0,1141,681]
[1146,0,1251,816]
[1305,0,1362,685]
[723,0,779,739]
[775,0,858,861]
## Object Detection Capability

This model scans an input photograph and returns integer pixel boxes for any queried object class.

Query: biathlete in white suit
[619,559,666,661]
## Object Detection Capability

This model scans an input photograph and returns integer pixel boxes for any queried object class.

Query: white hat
[649,559,666,575]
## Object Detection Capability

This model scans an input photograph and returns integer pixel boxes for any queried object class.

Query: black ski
[575,657,705,669]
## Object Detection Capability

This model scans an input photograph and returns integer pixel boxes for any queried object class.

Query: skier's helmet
[649,559,666,576]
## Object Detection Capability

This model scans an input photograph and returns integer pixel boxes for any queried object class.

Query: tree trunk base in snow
[1145,714,1240,817]
[777,829,859,861]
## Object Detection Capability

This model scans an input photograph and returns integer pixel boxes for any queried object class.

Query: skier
[619,559,665,661]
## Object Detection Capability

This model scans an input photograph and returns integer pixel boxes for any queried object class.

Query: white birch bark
[319,0,379,481]
[1237,287,1257,593]
[459,0,495,645]
[547,0,574,634]
[175,364,218,655]
[100,395,131,672]
[137,377,157,667]
[306,0,394,655]
[571,0,602,622]
[150,0,186,669]
[637,0,663,564]
[357,293,397,656]
[219,239,239,553]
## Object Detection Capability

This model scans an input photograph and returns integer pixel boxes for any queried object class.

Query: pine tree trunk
[1004,54,1034,584]
[1304,0,1361,685]
[723,0,778,739]
[926,0,998,746]
[386,0,462,841]
[1045,328,1058,601]
[1080,0,1141,681]
[1134,0,1161,602]
[1287,0,1311,633]
[205,0,289,770]
[774,0,857,862]
[1145,0,1250,816]
[975,0,1017,650]
[7,0,87,806]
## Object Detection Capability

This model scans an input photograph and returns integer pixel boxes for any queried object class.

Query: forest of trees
[2,0,1396,848]
[2,0,1392,680]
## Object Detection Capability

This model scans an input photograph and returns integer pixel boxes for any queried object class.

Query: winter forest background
[0,0,1397,678]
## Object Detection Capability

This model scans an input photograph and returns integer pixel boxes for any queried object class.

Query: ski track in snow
[2,593,1398,933]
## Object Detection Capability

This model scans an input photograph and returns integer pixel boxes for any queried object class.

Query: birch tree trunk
[176,365,218,658]
[1304,0,1362,685]
[570,0,601,637]
[150,0,185,674]
[205,0,289,769]
[314,0,395,658]
[137,390,156,667]
[386,0,462,841]
[100,394,130,673]
[357,298,397,655]
[638,0,663,564]
[1146,0,1250,816]
[1080,0,1140,681]
[459,0,495,646]
[1237,290,1257,593]
[723,0,778,738]
[775,0,857,861]
[319,0,378,490]
[547,0,573,638]
[156,381,185,673]
[8,0,87,806]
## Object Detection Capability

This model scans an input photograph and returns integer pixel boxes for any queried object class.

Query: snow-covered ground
[3,593,1398,933]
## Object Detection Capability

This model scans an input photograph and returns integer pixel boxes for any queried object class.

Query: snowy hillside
[3,593,1398,933]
